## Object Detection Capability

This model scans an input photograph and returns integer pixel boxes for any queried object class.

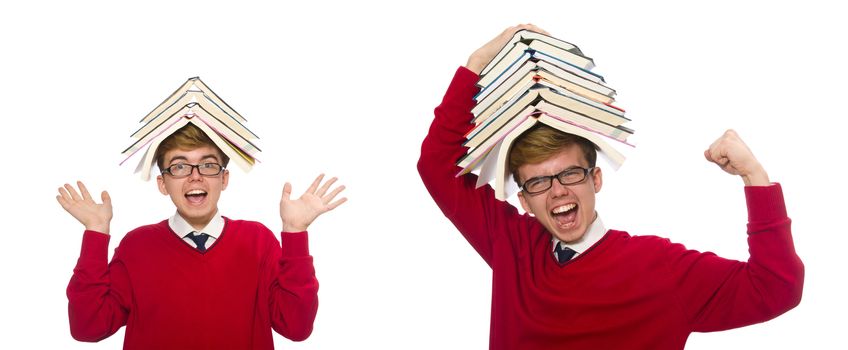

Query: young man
[57,124,346,349]
[417,24,803,350]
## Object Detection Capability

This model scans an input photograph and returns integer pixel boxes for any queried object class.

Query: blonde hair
[154,124,230,170]
[508,124,597,184]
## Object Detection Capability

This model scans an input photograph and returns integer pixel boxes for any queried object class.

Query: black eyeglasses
[161,163,225,178]
[520,166,595,195]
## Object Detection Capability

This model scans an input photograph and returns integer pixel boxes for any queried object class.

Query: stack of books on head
[457,30,635,200]
[120,77,261,180]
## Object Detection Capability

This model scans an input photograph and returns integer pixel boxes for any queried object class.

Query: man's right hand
[57,181,112,235]
[465,24,549,75]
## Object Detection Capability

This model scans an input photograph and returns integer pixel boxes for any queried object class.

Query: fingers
[315,176,338,197]
[101,191,112,208]
[704,130,731,165]
[56,193,70,210]
[321,179,347,211]
[283,174,346,210]
[64,183,82,202]
[513,23,549,35]
[58,185,73,203]
[78,181,92,201]
[58,182,109,206]
[281,182,292,201]
[305,174,325,194]
[324,184,345,203]
[326,197,348,211]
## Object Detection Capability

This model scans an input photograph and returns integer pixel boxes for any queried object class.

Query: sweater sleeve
[417,67,525,266]
[268,231,319,341]
[667,184,804,332]
[66,231,131,342]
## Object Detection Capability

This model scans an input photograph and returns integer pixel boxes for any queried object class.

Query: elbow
[784,260,805,312]
[417,152,430,179]
[69,325,107,343]
[280,323,314,342]
[272,302,318,342]
[762,258,805,318]
[417,152,436,190]
[68,310,112,343]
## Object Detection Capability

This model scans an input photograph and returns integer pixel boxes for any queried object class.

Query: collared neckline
[168,211,224,239]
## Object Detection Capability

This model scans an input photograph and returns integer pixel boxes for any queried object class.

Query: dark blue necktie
[554,243,576,265]
[187,232,210,253]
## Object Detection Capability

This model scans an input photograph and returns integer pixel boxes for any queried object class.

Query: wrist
[742,166,770,186]
[282,222,308,233]
[85,223,110,235]
[465,58,486,75]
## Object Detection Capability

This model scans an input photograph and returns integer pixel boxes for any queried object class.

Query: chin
[179,206,213,220]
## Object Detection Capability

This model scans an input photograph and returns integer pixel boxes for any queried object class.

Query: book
[131,90,257,141]
[475,57,615,108]
[140,77,246,124]
[465,85,630,148]
[458,31,635,200]
[458,100,632,176]
[479,29,591,77]
[122,102,260,160]
[121,77,260,180]
[477,40,600,90]
[472,67,622,126]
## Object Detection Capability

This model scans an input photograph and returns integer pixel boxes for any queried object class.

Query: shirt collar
[552,214,606,254]
[168,211,224,239]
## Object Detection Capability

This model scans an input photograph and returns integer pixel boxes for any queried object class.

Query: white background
[1,0,845,348]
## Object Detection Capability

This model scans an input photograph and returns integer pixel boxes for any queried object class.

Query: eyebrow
[525,166,584,182]
[168,154,220,165]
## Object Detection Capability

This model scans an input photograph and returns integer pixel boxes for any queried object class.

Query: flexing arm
[58,182,130,341]
[417,24,547,264]
[269,174,345,341]
[674,131,803,331]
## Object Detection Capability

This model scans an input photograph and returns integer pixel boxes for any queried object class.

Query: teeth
[186,190,206,195]
[552,203,576,214]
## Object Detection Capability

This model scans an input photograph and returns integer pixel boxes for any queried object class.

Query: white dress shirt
[168,211,225,249]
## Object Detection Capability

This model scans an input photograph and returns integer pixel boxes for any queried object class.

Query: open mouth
[551,203,578,229]
[185,189,208,204]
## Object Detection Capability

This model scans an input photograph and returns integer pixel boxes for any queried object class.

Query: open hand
[280,174,347,232]
[56,181,113,234]
[466,23,550,75]
[704,129,770,186]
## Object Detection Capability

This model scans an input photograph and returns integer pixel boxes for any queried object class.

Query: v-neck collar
[162,217,229,255]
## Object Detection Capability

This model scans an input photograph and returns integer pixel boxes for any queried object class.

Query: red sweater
[417,67,804,350]
[67,218,318,350]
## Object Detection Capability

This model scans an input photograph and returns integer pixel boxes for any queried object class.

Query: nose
[548,178,570,197]
[188,166,203,181]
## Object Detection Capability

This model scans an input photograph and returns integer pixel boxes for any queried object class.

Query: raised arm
[58,181,130,341]
[673,131,804,331]
[269,174,345,341]
[417,24,547,264]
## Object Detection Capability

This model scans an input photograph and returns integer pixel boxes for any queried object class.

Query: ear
[157,175,169,195]
[592,167,603,193]
[221,169,229,191]
[517,191,534,216]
